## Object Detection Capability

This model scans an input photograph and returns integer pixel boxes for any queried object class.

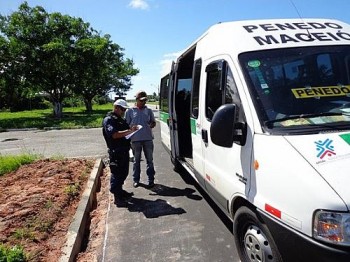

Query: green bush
[94,95,112,105]
[0,244,26,262]
[62,96,84,107]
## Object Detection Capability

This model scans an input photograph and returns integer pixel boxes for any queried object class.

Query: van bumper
[259,211,350,262]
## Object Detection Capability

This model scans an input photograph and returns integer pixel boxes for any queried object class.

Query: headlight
[313,210,350,246]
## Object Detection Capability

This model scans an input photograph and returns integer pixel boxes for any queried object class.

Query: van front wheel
[233,207,282,262]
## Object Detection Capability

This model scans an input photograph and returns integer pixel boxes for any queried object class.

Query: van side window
[205,61,224,120]
[225,67,240,105]
[206,61,243,121]
[225,67,244,122]
[160,74,169,113]
[191,59,201,118]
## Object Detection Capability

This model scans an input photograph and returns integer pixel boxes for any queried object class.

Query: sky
[1,0,350,99]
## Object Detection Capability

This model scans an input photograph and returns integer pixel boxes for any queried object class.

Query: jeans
[109,150,130,196]
[131,140,155,183]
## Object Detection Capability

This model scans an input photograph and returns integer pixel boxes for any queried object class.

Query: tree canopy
[0,2,139,117]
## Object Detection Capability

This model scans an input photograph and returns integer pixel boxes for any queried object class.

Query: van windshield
[240,45,350,133]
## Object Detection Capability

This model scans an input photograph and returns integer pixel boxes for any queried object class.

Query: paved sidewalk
[101,124,238,262]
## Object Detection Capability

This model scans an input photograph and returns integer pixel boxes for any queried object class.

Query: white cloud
[160,59,173,76]
[128,0,149,10]
[160,51,181,76]
[164,51,182,58]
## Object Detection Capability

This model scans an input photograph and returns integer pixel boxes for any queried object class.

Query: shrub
[0,244,26,261]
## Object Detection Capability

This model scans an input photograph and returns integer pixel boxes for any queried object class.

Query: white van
[159,19,350,262]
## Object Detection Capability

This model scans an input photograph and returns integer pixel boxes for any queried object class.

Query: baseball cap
[113,99,129,109]
[135,91,148,101]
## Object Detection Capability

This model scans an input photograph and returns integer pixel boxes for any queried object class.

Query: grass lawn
[0,154,40,176]
[0,104,111,130]
[0,101,159,130]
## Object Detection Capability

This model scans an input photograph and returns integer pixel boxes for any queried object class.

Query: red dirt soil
[0,158,109,262]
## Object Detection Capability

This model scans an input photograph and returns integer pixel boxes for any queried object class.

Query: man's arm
[104,116,138,139]
[112,125,139,139]
[125,109,131,125]
[149,108,156,128]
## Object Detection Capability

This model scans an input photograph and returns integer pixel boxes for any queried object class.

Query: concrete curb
[59,158,104,262]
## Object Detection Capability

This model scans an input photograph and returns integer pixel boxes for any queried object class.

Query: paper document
[126,125,142,139]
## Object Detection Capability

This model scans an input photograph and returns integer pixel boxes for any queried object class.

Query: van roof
[188,18,350,60]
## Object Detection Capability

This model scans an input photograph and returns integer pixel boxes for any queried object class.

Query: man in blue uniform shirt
[102,99,138,207]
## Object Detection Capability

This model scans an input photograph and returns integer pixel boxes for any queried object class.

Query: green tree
[0,2,76,117]
[74,35,139,112]
[0,3,57,112]
[0,21,27,111]
[0,2,139,116]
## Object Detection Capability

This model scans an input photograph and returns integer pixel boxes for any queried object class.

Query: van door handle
[202,129,208,145]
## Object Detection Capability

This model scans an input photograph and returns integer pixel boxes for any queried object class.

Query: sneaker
[146,182,155,189]
[133,182,139,188]
[121,190,134,198]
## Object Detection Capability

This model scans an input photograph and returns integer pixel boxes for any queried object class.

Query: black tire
[233,206,282,262]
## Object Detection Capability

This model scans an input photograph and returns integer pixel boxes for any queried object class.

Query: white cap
[113,99,129,109]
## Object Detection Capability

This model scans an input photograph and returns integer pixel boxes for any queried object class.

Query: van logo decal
[340,133,350,145]
[315,139,336,159]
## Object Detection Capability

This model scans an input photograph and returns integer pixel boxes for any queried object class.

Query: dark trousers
[109,150,130,197]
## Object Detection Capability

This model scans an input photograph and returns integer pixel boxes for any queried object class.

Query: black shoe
[146,182,155,189]
[133,182,139,188]
[121,189,134,198]
[114,198,128,208]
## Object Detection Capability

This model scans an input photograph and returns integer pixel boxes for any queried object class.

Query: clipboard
[126,125,142,139]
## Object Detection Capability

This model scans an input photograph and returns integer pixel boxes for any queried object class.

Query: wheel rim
[243,225,274,262]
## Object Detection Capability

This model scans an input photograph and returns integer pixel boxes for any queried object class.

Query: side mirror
[210,104,246,147]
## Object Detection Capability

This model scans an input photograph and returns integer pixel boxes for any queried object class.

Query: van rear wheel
[233,206,282,262]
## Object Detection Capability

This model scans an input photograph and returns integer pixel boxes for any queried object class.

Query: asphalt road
[0,104,158,158]
[0,108,240,261]
[0,127,107,158]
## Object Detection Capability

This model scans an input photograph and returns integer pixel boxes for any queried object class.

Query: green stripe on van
[190,118,196,134]
[340,133,350,145]
[160,112,169,123]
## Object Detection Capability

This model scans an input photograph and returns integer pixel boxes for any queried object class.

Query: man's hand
[130,125,139,132]
[149,121,156,128]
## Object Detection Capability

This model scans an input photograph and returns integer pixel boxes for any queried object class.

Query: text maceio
[243,22,350,45]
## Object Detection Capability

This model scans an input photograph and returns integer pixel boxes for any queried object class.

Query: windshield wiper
[264,112,350,127]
